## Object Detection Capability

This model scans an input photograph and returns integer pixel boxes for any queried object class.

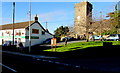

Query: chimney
[34,14,38,22]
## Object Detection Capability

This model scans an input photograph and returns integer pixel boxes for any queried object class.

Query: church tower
[74,1,93,36]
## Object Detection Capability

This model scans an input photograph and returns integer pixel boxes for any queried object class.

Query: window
[32,29,39,34]
[42,31,45,35]
[18,31,21,36]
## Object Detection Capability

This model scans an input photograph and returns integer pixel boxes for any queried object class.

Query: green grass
[44,41,120,52]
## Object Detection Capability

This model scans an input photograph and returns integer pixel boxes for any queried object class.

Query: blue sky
[1,2,117,34]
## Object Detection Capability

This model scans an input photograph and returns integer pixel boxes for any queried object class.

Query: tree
[106,10,120,33]
[54,26,69,38]
[80,11,93,42]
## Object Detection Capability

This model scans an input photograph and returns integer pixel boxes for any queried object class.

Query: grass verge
[44,41,120,52]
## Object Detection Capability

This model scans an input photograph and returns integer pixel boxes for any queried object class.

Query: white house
[0,16,53,47]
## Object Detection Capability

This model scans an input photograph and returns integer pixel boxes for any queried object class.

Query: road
[1,50,120,72]
[2,52,75,72]
[41,40,86,46]
[1,50,96,72]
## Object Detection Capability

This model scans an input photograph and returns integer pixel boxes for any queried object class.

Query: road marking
[1,50,83,70]
[36,58,82,69]
[0,63,17,72]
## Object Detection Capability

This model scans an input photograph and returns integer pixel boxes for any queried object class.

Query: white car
[61,37,71,41]
[104,34,120,41]
[89,35,102,40]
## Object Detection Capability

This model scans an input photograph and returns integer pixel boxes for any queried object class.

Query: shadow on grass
[1,44,120,59]
[29,45,62,54]
[68,47,81,51]
[69,47,81,49]
[63,45,120,58]
[35,45,120,59]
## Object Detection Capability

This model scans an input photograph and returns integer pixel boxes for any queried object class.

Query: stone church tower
[74,1,93,36]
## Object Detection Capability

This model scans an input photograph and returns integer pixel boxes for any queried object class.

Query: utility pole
[46,21,48,30]
[12,2,15,45]
[116,2,119,33]
[100,11,102,36]
[29,1,31,53]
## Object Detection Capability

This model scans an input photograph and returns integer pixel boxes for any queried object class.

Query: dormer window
[42,31,45,35]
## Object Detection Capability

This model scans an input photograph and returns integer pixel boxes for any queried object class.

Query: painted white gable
[25,22,53,47]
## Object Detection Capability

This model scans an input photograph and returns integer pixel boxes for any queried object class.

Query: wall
[0,28,26,46]
[25,23,53,47]
[0,22,53,47]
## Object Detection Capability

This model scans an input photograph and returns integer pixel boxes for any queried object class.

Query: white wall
[25,23,53,47]
[0,29,26,46]
[0,23,53,47]
[0,30,3,45]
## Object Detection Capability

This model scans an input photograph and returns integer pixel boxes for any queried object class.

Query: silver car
[104,34,120,41]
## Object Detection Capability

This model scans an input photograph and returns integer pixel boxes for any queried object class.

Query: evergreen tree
[54,26,69,38]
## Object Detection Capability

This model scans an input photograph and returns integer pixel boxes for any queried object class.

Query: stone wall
[74,1,92,36]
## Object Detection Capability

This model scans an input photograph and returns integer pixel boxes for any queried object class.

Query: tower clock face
[77,16,80,20]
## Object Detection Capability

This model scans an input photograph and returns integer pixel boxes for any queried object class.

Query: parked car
[61,37,71,41]
[43,38,52,44]
[2,41,11,46]
[104,34,120,41]
[89,35,102,40]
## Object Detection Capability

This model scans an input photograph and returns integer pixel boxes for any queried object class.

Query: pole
[46,21,47,29]
[100,11,102,36]
[29,1,31,53]
[117,2,119,32]
[12,2,15,45]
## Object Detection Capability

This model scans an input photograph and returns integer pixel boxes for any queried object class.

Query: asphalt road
[2,53,73,72]
[1,50,120,73]
[1,51,97,72]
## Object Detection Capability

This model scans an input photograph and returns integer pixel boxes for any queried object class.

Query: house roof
[0,21,34,30]
[30,21,53,36]
[0,20,53,36]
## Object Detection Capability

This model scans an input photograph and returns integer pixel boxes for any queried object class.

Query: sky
[1,2,118,34]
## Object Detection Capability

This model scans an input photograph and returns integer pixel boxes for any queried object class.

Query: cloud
[31,10,74,34]
[1,17,29,25]
[32,10,72,22]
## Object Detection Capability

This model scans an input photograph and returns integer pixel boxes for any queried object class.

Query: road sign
[51,38,57,46]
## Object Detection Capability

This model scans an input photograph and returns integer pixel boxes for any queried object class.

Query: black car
[43,38,52,44]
